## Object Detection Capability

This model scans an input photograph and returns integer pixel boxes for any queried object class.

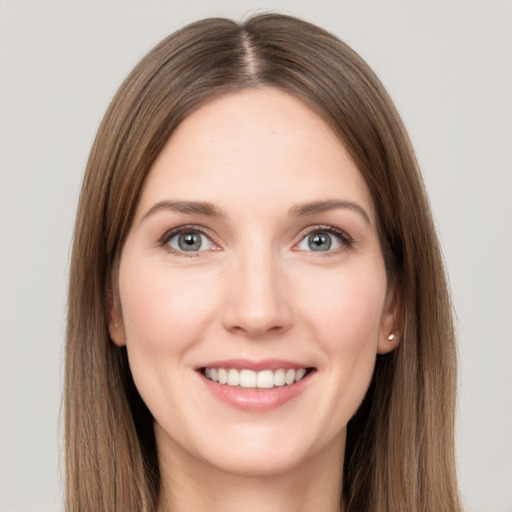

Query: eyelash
[158,224,354,256]
[158,225,217,257]
[297,225,354,255]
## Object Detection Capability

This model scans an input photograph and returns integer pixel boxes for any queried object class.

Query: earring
[387,333,396,341]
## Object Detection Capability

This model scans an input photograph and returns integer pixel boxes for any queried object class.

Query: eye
[165,229,216,253]
[296,228,350,252]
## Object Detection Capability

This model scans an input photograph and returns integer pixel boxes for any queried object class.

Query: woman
[66,13,462,512]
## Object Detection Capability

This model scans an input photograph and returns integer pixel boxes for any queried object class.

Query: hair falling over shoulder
[65,12,463,512]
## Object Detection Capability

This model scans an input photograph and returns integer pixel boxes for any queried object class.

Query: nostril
[226,322,290,338]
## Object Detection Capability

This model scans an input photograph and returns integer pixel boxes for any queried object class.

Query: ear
[107,290,126,347]
[377,278,402,355]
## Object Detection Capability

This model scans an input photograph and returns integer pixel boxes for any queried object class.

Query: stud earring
[387,333,396,341]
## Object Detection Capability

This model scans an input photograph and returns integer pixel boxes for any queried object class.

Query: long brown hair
[66,13,462,512]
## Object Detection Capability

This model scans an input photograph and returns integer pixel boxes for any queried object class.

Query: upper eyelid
[158,224,216,246]
[296,224,353,241]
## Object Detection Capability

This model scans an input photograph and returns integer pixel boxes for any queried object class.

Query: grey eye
[308,232,331,251]
[298,231,342,252]
[169,231,211,252]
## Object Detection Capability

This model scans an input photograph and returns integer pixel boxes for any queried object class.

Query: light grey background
[0,1,511,511]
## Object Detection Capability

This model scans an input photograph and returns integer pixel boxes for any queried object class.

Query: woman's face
[112,88,399,477]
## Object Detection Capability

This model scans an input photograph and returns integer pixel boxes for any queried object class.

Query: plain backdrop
[0,1,511,511]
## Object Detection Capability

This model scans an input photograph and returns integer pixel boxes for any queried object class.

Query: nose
[221,247,293,338]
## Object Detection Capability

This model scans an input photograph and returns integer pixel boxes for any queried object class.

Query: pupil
[308,233,331,251]
[178,232,201,251]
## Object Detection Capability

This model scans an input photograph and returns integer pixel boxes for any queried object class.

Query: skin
[110,88,400,512]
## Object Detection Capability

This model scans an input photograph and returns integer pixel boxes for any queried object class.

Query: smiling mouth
[200,367,316,390]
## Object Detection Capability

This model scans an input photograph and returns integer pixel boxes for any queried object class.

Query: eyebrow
[142,198,371,225]
[288,199,371,225]
[142,200,226,221]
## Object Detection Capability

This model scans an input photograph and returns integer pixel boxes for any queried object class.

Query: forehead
[136,87,374,222]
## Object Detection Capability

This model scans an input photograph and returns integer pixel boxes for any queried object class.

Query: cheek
[296,263,387,403]
[300,266,387,343]
[117,257,223,423]
[118,258,220,356]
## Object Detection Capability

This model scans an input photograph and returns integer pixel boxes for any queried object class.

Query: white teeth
[256,370,274,389]
[218,368,227,384]
[285,369,295,385]
[240,369,257,388]
[274,369,286,387]
[227,368,240,386]
[295,368,307,382]
[203,367,310,389]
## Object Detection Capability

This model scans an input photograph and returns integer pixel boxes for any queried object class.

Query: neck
[156,432,345,512]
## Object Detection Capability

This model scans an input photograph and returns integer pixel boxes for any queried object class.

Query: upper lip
[196,359,313,372]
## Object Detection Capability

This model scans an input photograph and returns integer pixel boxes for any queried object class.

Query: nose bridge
[222,236,291,337]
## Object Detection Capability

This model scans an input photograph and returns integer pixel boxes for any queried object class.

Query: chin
[206,444,308,478]
[157,418,346,480]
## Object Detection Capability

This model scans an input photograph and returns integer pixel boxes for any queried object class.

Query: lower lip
[200,372,312,411]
